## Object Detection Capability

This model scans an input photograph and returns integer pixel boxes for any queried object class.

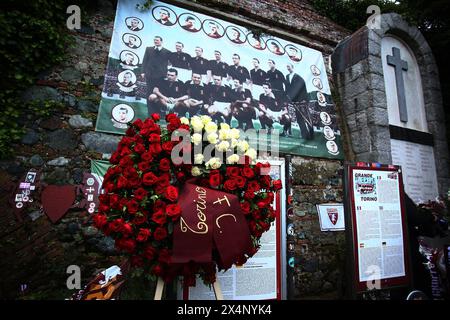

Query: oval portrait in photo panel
[152,5,177,27]
[225,26,246,44]
[326,140,339,155]
[125,17,144,32]
[117,69,137,93]
[285,44,302,62]
[120,50,140,67]
[202,19,225,39]
[323,125,336,141]
[317,92,327,106]
[122,33,142,49]
[267,39,285,56]
[117,70,136,86]
[111,104,135,124]
[247,32,267,50]
[178,12,201,33]
[312,78,324,90]
[310,64,321,76]
[320,111,332,125]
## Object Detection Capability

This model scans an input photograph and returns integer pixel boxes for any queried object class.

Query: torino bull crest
[95,0,343,159]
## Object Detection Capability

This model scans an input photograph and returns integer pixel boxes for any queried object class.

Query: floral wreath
[93,113,282,286]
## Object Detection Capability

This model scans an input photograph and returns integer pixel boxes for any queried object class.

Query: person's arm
[141,48,149,79]
[284,75,290,89]
[153,87,167,101]
[279,71,286,91]
[174,95,189,103]
[258,102,267,113]
[235,95,251,104]
[244,67,251,83]
[193,99,203,106]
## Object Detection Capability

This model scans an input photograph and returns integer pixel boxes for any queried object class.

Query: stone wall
[290,158,346,299]
[0,0,351,299]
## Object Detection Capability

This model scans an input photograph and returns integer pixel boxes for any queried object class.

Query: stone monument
[332,13,449,203]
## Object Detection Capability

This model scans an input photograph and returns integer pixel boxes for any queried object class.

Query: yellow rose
[218,129,230,141]
[180,117,190,125]
[201,115,212,125]
[191,117,203,132]
[207,132,218,144]
[245,148,257,160]
[237,140,250,153]
[230,138,239,148]
[205,122,218,134]
[216,141,230,152]
[206,157,222,170]
[227,154,240,164]
[194,153,204,164]
[191,133,202,145]
[220,123,230,131]
[230,128,240,139]
[191,166,202,176]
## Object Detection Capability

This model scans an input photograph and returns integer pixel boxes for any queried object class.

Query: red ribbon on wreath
[172,180,253,269]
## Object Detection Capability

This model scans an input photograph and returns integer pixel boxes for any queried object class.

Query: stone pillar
[332,13,449,199]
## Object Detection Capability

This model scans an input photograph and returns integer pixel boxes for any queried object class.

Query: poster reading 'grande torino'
[95,0,343,159]
[352,169,406,283]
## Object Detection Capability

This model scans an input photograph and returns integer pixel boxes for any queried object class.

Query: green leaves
[0,0,76,158]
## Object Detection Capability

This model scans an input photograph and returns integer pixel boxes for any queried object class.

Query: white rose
[206,157,222,170]
[191,133,202,145]
[207,132,218,144]
[194,153,204,164]
[216,141,230,152]
[230,128,240,140]
[218,129,230,141]
[245,148,257,160]
[227,154,240,164]
[191,117,203,132]
[230,138,239,148]
[205,122,218,134]
[180,117,190,125]
[220,123,230,131]
[237,140,250,153]
[200,115,212,125]
[191,166,202,176]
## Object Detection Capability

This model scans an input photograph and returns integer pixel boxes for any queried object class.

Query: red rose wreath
[93,113,282,286]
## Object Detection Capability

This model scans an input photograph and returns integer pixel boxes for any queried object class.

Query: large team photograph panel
[96,0,343,159]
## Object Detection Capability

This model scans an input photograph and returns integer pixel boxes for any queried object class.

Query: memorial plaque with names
[390,139,439,204]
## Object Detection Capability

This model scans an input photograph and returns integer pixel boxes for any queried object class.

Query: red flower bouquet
[93,113,282,286]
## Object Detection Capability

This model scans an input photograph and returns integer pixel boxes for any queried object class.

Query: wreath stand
[153,276,224,300]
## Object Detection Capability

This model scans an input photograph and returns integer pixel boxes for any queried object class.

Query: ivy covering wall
[0,0,102,158]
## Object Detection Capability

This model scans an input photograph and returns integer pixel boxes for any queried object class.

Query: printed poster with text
[352,169,406,283]
[95,0,343,159]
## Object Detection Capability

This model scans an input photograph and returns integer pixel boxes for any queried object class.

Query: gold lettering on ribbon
[180,217,208,234]
[215,214,237,234]
[214,195,230,206]
[179,186,209,234]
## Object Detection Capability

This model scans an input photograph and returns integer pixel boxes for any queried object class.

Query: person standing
[250,58,267,86]
[190,47,209,80]
[208,50,229,79]
[227,54,250,84]
[266,59,285,93]
[141,36,171,108]
[285,63,308,102]
[169,42,191,69]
